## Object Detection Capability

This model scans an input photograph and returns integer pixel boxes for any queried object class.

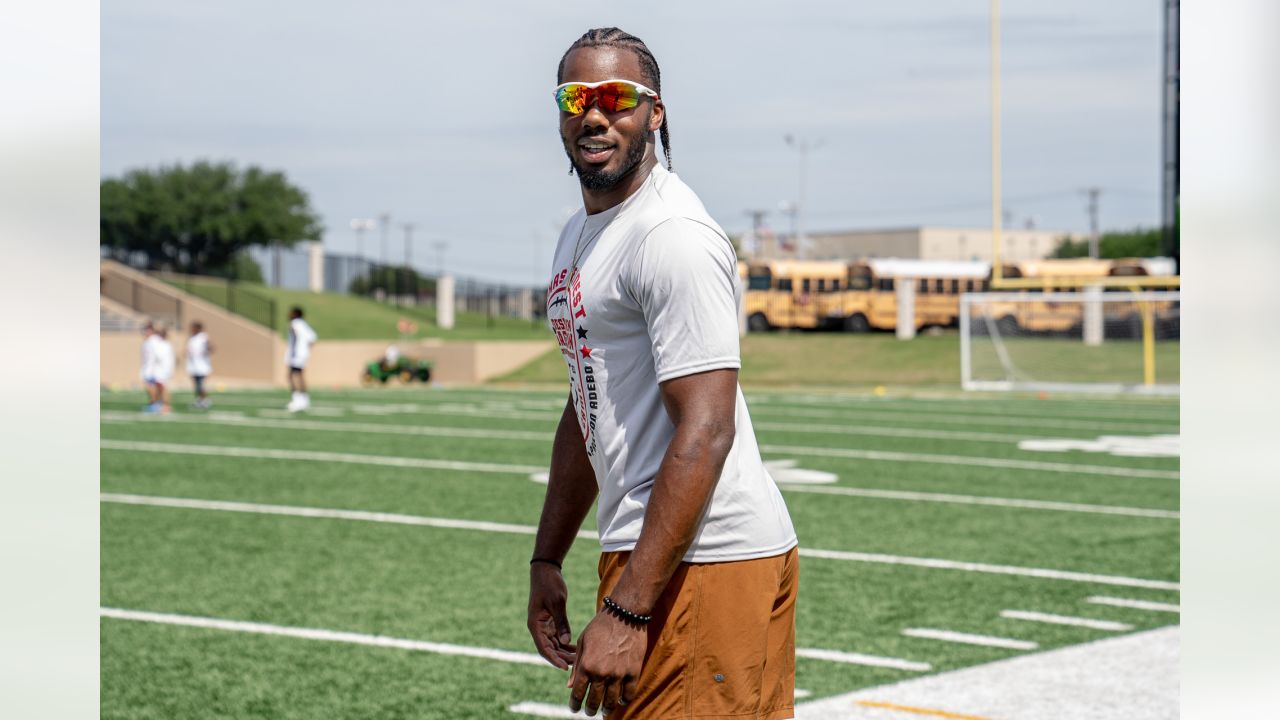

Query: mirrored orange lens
[556,82,643,114]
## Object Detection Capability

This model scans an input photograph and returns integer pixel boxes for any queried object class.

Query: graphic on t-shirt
[546,267,598,456]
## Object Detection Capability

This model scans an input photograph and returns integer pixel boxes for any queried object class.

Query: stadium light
[350,218,376,260]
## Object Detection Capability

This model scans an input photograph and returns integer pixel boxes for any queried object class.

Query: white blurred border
[1182,1,1280,718]
[0,0,100,716]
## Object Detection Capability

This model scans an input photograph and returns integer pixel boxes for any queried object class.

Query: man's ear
[649,99,664,132]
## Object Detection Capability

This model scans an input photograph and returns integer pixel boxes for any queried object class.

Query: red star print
[580,346,593,358]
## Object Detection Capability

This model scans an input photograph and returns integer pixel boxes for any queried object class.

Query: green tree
[100,161,322,275]
[1051,227,1163,259]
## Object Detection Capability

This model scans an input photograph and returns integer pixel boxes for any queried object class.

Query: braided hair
[558,28,672,171]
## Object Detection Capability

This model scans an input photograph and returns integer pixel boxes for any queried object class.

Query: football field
[100,386,1179,719]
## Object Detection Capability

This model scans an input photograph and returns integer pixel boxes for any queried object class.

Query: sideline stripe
[779,484,1178,519]
[101,410,554,442]
[800,548,1179,591]
[999,610,1134,631]
[99,494,1177,592]
[760,444,1178,480]
[796,648,930,672]
[750,393,1179,423]
[101,493,597,541]
[853,699,994,720]
[100,439,544,475]
[901,628,1038,651]
[508,702,583,718]
[99,607,549,665]
[748,405,1175,433]
[1086,596,1180,613]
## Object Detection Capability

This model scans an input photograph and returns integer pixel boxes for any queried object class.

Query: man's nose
[581,102,609,129]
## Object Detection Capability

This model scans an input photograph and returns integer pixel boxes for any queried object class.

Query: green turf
[101,387,1179,719]
[161,275,548,341]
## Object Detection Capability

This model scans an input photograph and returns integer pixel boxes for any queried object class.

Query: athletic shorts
[192,375,206,394]
[596,546,799,720]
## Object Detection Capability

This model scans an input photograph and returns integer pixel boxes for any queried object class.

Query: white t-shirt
[546,165,796,563]
[186,332,212,376]
[142,334,175,382]
[287,318,317,368]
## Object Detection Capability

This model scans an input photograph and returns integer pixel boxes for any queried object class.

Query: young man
[286,306,317,412]
[528,28,798,720]
[141,321,175,414]
[186,321,213,409]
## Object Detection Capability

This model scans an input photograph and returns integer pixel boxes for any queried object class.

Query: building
[748,226,1081,263]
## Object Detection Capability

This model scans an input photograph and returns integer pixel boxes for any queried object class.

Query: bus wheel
[748,313,771,333]
[844,313,870,333]
[996,315,1019,335]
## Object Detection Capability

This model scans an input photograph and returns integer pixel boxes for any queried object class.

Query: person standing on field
[186,320,213,409]
[141,321,175,414]
[527,28,798,720]
[286,306,317,412]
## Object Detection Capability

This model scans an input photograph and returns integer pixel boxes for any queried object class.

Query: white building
[750,226,1081,263]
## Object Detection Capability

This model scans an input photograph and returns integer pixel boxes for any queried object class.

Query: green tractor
[362,356,433,385]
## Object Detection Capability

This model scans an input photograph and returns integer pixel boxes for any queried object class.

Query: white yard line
[101,493,597,541]
[760,444,1177,480]
[100,439,544,475]
[999,610,1134,632]
[747,405,1175,433]
[508,702,586,718]
[753,421,1036,444]
[1085,596,1180,613]
[799,548,1179,591]
[99,607,548,665]
[101,410,554,442]
[796,648,930,672]
[901,628,1038,651]
[779,484,1177,519]
[101,492,1178,591]
[748,394,1179,423]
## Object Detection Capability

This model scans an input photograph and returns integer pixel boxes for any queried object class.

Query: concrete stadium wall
[300,340,553,387]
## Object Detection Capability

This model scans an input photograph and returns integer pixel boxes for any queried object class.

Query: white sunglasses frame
[553,79,659,113]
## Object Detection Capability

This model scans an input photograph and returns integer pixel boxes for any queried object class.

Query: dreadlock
[558,27,673,172]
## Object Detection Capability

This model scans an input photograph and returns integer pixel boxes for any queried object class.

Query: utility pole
[784,134,824,259]
[432,241,449,276]
[378,212,391,267]
[1082,187,1102,258]
[401,222,417,304]
[743,209,768,258]
[350,218,376,260]
[1162,0,1180,269]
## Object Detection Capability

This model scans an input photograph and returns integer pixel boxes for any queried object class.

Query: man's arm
[527,395,599,670]
[569,368,738,716]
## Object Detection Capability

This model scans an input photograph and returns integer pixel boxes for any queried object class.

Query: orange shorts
[596,546,799,720]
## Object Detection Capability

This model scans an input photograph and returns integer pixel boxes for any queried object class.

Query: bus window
[935,278,946,293]
[950,279,960,294]
[878,278,895,292]
[830,278,841,292]
[747,272,772,291]
[802,279,812,293]
[918,279,929,294]
[848,272,872,290]
[778,278,793,292]
[816,279,826,292]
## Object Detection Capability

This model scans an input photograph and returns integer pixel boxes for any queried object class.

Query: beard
[562,111,651,191]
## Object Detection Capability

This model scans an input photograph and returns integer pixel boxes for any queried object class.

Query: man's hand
[528,563,576,670]
[568,611,647,717]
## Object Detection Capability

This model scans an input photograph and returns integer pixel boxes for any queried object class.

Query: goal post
[960,290,1180,395]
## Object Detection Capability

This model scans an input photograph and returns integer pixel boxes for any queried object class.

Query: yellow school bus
[743,260,847,331]
[983,258,1177,334]
[818,259,992,332]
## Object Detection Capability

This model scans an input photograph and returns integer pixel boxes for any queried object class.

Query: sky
[102,0,1168,285]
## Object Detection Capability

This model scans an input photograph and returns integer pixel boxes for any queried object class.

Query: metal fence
[156,272,278,332]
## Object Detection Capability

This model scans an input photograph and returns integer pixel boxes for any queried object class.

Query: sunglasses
[554,79,658,115]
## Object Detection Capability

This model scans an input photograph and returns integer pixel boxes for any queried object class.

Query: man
[141,321,175,414]
[528,28,798,720]
[186,320,213,409]
[286,306,317,412]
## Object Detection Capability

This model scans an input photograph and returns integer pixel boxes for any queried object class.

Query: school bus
[817,259,991,332]
[743,260,848,331]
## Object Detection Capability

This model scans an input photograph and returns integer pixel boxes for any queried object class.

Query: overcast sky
[103,0,1167,284]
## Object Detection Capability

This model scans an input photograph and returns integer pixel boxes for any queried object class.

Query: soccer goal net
[960,290,1180,395]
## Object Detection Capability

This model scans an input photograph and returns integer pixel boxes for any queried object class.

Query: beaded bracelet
[602,596,652,626]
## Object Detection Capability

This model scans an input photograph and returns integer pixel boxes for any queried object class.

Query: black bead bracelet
[602,596,651,626]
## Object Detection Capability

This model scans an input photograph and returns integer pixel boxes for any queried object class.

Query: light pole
[990,0,1003,281]
[350,218,376,260]
[784,134,824,259]
[378,212,392,267]
[401,222,418,304]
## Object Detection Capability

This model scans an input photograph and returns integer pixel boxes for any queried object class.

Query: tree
[1051,227,1163,259]
[100,161,322,275]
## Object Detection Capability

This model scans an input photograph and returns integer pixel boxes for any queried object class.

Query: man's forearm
[532,397,599,563]
[605,416,735,615]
